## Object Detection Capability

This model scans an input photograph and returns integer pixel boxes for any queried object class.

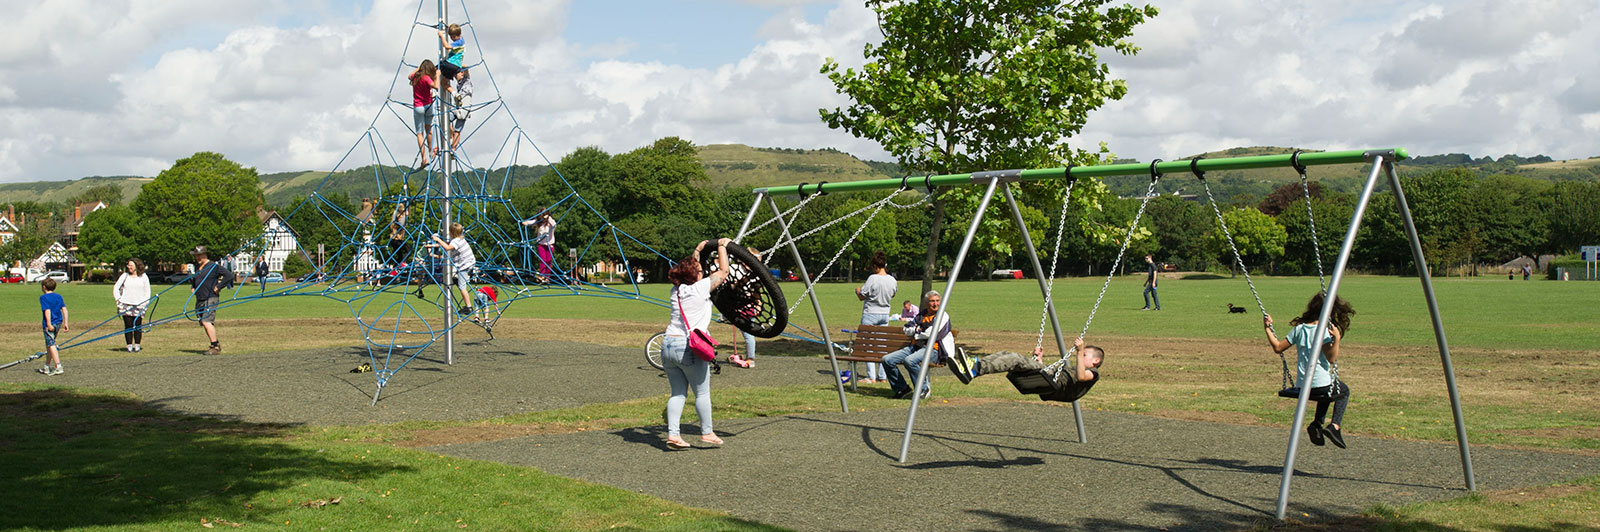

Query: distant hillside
[0,175,149,206]
[5,145,1593,210]
[698,144,900,189]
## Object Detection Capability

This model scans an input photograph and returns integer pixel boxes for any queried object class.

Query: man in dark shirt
[190,246,235,356]
[255,257,269,292]
[945,337,1103,402]
[1141,254,1161,310]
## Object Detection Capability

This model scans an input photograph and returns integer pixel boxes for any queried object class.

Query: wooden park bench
[835,324,953,392]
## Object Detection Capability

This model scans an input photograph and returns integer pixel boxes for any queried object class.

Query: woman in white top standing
[112,258,152,352]
[661,238,732,449]
[853,251,896,384]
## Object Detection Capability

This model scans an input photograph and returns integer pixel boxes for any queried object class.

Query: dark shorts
[43,327,57,348]
[196,296,220,323]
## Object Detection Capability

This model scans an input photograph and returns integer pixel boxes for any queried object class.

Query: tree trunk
[919,196,947,298]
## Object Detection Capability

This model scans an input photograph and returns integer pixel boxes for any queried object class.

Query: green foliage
[1275,196,1351,276]
[1204,206,1286,271]
[820,0,1156,287]
[1547,181,1600,251]
[279,193,360,273]
[282,253,312,279]
[129,152,266,265]
[72,183,124,206]
[1144,195,1214,271]
[76,205,144,267]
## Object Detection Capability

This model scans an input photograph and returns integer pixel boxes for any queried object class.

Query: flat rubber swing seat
[1277,381,1349,401]
[1007,368,1063,395]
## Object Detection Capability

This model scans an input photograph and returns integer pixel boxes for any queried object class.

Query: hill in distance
[4,144,1593,208]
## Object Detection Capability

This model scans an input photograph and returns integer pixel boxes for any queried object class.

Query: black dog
[1227,303,1247,314]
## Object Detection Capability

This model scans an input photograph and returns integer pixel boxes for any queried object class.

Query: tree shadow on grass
[0,388,402,529]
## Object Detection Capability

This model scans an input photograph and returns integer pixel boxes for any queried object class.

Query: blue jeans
[882,344,931,395]
[413,103,434,131]
[859,313,891,380]
[1143,285,1161,309]
[661,336,713,437]
[741,331,756,358]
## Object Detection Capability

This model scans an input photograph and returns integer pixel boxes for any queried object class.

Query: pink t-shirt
[412,75,434,107]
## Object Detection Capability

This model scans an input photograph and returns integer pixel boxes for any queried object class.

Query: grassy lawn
[2,275,1597,530]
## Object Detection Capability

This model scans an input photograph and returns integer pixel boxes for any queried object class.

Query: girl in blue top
[1264,292,1355,448]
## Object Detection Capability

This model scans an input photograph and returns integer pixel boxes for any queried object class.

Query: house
[58,201,107,280]
[0,205,20,245]
[233,211,300,275]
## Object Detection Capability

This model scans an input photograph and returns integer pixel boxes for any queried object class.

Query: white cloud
[5,0,1597,184]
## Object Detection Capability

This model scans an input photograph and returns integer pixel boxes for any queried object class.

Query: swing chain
[774,189,907,316]
[1035,174,1077,351]
[1292,151,1328,291]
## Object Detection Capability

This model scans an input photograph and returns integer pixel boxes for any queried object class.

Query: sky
[3,0,1596,183]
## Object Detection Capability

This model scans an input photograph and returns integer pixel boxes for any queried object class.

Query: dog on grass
[1227,303,1247,314]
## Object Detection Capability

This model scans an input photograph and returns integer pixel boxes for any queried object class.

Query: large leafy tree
[821,0,1156,294]
[76,205,144,267]
[1546,181,1600,253]
[1203,207,1286,276]
[130,152,266,265]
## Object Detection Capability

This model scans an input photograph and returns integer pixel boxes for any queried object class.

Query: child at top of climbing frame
[438,24,466,89]
[1264,292,1356,449]
[408,60,441,166]
[449,68,473,150]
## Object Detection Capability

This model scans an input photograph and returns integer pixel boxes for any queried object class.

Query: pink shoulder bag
[677,290,718,362]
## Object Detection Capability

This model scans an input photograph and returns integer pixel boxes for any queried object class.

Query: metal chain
[1046,175,1160,375]
[1035,180,1077,351]
[762,190,906,258]
[1298,170,1327,291]
[777,189,904,316]
[742,193,820,240]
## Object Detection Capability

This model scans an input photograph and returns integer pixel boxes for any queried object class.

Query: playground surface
[29,339,1600,531]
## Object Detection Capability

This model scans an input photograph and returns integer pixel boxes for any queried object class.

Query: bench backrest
[848,324,912,359]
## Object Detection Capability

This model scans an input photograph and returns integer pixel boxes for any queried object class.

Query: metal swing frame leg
[1001,184,1087,444]
[898,176,1000,463]
[762,194,851,414]
[1273,153,1474,519]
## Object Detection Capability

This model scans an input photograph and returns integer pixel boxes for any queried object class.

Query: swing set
[732,147,1474,520]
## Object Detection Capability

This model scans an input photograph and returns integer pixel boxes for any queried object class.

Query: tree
[1258,181,1326,216]
[0,217,56,268]
[279,193,360,273]
[1459,175,1550,265]
[129,152,266,265]
[1274,197,1352,276]
[820,0,1156,295]
[1144,195,1212,271]
[1203,207,1286,276]
[1546,181,1600,252]
[76,205,144,267]
[73,183,125,207]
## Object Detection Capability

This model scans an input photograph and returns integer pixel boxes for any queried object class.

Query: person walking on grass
[113,258,151,352]
[660,238,733,450]
[429,223,478,315]
[1264,292,1356,449]
[254,255,269,292]
[38,278,68,375]
[1141,254,1161,310]
[852,250,895,384]
[191,246,235,356]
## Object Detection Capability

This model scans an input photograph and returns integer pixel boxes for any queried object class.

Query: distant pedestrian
[113,258,151,353]
[38,278,68,375]
[1521,264,1531,280]
[1508,270,1513,280]
[190,246,235,356]
[1141,254,1161,310]
[255,256,269,292]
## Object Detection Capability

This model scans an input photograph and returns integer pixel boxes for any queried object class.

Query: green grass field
[3,274,1597,531]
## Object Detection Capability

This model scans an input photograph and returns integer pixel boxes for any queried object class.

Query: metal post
[765,195,850,413]
[898,177,1000,462]
[1001,184,1086,444]
[438,0,454,366]
[1275,156,1386,519]
[733,191,766,242]
[1385,162,1475,491]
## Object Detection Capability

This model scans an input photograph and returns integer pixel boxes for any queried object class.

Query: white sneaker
[51,365,64,375]
[133,344,141,352]
[38,365,51,375]
[127,345,135,352]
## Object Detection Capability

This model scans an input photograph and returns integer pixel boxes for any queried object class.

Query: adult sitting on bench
[945,337,1104,403]
[883,290,951,400]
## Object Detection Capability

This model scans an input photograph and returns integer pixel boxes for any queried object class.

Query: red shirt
[477,285,497,302]
[412,74,434,107]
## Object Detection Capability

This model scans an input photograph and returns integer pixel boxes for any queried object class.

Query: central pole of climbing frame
[438,0,454,366]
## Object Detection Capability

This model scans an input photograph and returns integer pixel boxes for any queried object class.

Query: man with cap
[190,246,235,356]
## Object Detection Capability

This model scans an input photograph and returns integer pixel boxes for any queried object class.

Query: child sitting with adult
[944,337,1104,403]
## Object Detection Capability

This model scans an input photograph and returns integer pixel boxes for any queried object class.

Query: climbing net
[38,1,694,402]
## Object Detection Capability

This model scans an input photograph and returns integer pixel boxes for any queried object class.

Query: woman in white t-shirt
[852,251,895,383]
[661,238,732,449]
[112,258,152,352]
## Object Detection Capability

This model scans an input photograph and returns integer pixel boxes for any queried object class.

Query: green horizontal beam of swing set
[754,147,1409,196]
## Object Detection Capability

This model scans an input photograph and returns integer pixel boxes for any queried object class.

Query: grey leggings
[661,336,713,437]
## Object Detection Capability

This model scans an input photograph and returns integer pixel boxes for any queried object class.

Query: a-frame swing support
[749,147,1474,520]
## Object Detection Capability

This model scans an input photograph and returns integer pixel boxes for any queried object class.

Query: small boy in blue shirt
[39,278,69,375]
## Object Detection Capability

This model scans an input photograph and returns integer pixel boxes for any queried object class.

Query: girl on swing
[1264,292,1356,449]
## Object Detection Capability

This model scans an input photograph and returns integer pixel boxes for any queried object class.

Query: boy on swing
[945,337,1104,403]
